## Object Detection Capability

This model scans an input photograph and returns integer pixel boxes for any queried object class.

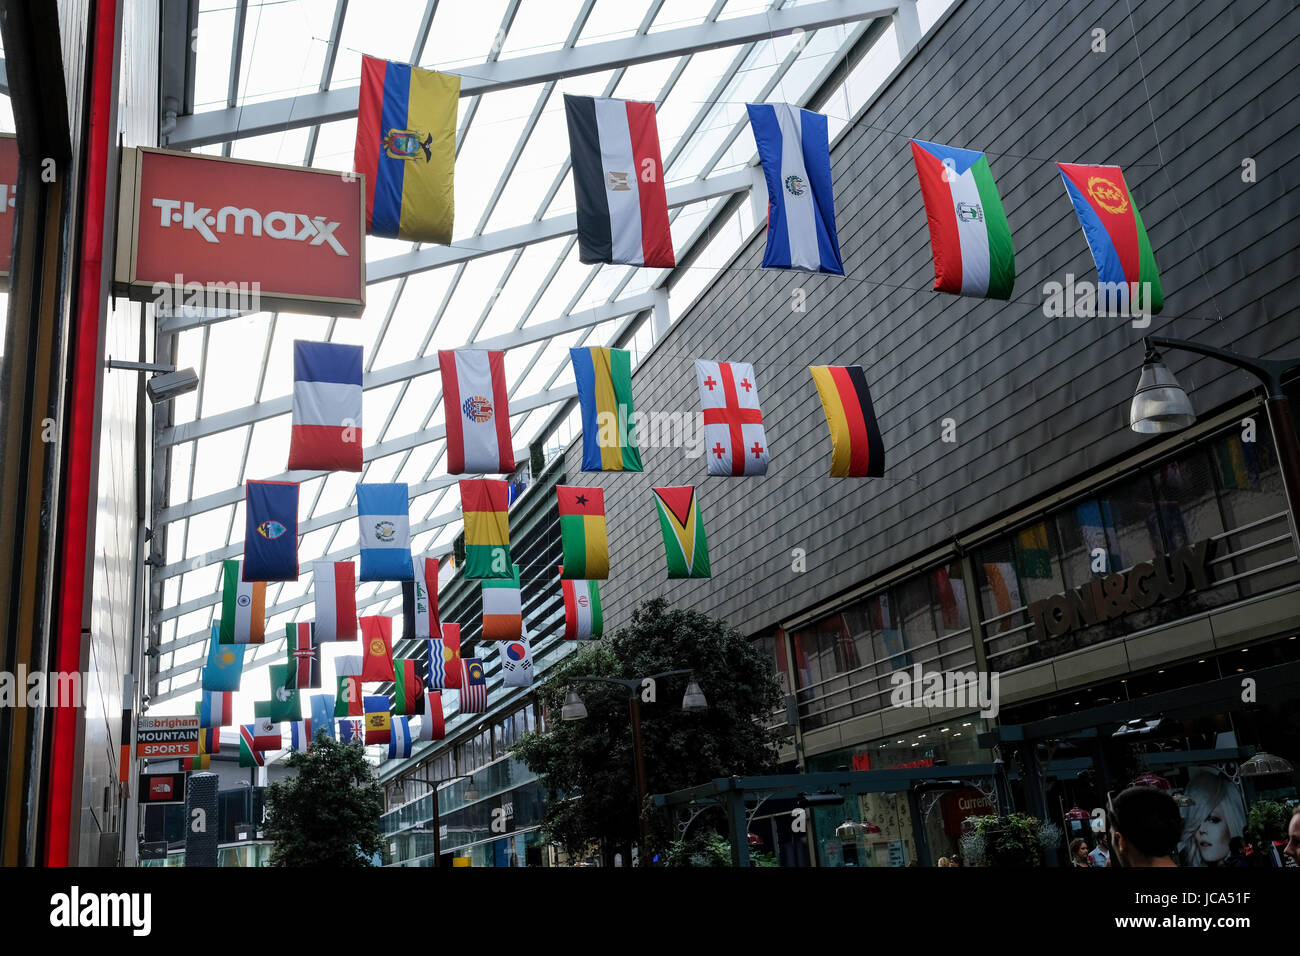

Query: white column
[894,0,922,57]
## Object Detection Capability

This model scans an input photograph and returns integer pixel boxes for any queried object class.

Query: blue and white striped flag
[356,483,414,582]
[289,718,314,752]
[388,716,414,759]
[746,103,843,275]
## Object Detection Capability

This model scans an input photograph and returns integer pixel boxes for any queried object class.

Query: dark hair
[1229,836,1244,854]
[1110,786,1183,858]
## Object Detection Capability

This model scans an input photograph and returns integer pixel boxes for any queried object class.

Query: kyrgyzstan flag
[359,616,396,683]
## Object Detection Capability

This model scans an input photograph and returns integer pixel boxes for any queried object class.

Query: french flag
[564,94,674,268]
[747,103,843,275]
[288,340,363,472]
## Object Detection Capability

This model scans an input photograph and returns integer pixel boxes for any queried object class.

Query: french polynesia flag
[564,94,674,268]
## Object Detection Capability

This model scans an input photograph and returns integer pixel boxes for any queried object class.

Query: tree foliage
[512,598,782,862]
[264,734,384,867]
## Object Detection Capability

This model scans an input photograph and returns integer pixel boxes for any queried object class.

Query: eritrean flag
[354,55,459,243]
[909,139,1014,299]
[459,479,512,579]
[571,347,642,472]
[809,365,885,478]
[1057,162,1162,314]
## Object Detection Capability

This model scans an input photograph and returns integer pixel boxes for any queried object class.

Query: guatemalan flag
[438,350,514,475]
[356,483,413,582]
[747,103,843,275]
[244,480,299,582]
[288,341,363,472]
[563,94,674,268]
[909,140,1015,299]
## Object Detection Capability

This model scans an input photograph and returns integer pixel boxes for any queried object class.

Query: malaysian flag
[459,657,487,713]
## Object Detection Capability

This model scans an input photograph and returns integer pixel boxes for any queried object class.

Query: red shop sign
[0,133,17,285]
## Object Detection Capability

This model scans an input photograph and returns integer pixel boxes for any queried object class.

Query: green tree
[264,734,384,866]
[513,598,782,865]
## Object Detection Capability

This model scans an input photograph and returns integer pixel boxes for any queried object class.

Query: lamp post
[412,771,479,865]
[561,670,707,863]
[1130,335,1300,550]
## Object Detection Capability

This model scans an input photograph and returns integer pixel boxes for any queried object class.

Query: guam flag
[1057,162,1162,314]
[244,480,299,582]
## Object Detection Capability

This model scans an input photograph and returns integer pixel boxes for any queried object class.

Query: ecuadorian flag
[355,55,458,244]
[571,347,642,472]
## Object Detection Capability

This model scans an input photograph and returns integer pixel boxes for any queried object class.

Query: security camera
[146,368,199,404]
[142,694,151,704]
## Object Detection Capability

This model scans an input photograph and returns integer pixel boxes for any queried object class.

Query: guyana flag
[557,485,609,579]
[651,486,710,578]
[393,658,425,716]
[459,478,512,578]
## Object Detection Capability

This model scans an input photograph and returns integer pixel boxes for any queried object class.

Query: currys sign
[115,147,365,317]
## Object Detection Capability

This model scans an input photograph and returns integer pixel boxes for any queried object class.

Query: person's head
[1070,838,1088,859]
[1285,808,1300,865]
[1096,831,1110,850]
[1110,787,1183,867]
[1180,771,1248,865]
[1228,836,1244,856]
[937,856,951,867]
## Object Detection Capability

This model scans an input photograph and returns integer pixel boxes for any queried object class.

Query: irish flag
[909,139,1014,299]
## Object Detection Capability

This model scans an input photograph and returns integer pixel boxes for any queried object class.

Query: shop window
[976,539,1031,669]
[1211,423,1297,597]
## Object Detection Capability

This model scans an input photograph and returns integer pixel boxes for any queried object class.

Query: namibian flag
[909,140,1014,299]
[563,94,674,268]
[393,658,425,716]
[354,55,459,243]
[364,696,392,746]
[481,565,522,641]
[1057,162,1162,314]
[459,479,512,579]
[652,486,711,579]
[244,480,299,582]
[571,347,642,472]
[809,365,885,478]
[288,341,363,472]
[560,570,603,640]
[439,349,515,475]
[219,561,265,644]
[557,486,609,579]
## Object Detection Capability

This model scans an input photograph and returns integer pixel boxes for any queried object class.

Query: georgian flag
[312,561,357,641]
[438,350,514,475]
[288,340,363,472]
[694,360,769,476]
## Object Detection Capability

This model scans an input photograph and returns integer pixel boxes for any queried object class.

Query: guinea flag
[393,658,425,716]
[557,486,609,579]
[909,139,1015,299]
[560,571,603,640]
[809,365,885,478]
[459,479,512,578]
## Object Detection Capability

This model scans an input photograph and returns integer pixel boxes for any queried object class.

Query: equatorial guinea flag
[809,365,885,478]
[402,556,441,638]
[747,103,843,275]
[288,340,364,471]
[560,570,603,640]
[312,560,357,641]
[909,140,1015,299]
[219,560,265,644]
[694,360,769,477]
[563,94,674,268]
[439,350,514,475]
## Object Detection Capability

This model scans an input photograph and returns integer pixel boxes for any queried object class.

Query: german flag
[809,365,885,477]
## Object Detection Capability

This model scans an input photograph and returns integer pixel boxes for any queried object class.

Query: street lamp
[561,670,706,861]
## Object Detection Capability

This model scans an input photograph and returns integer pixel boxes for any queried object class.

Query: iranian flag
[560,569,603,640]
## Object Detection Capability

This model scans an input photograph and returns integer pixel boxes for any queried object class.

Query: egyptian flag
[460,479,512,578]
[500,635,533,689]
[402,556,441,638]
[652,487,711,579]
[219,560,265,644]
[288,340,364,471]
[286,622,321,689]
[557,486,609,579]
[356,483,413,582]
[426,623,461,690]
[338,718,364,745]
[481,565,522,640]
[313,560,357,641]
[418,691,445,741]
[909,140,1014,299]
[199,690,233,728]
[561,571,603,640]
[360,616,396,683]
[334,654,364,717]
[393,658,425,716]
[563,94,674,268]
[694,360,769,477]
[459,658,487,714]
[364,696,392,745]
[809,365,885,478]
[439,350,514,474]
[244,480,299,582]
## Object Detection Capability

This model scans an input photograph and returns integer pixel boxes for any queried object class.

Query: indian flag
[219,560,265,644]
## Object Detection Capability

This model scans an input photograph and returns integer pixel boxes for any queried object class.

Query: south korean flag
[499,631,533,689]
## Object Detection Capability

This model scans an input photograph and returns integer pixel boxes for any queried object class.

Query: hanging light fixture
[1129,341,1196,434]
[1238,752,1295,777]
[681,679,708,713]
[560,689,588,721]
[835,819,863,841]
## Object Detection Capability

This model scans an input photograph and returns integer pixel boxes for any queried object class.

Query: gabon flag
[354,55,459,244]
[360,616,396,683]
[288,341,364,471]
[809,365,885,478]
[459,479,512,578]
[557,486,609,579]
[312,560,357,641]
[439,350,514,475]
[571,347,642,472]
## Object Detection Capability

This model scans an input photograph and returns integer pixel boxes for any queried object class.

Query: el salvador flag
[747,103,844,275]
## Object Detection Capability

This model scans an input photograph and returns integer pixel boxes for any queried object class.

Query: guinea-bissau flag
[1057,162,1162,314]
[809,365,885,478]
[570,347,642,472]
[354,55,459,243]
[393,658,425,716]
[909,139,1014,299]
[651,486,711,579]
[563,94,674,268]
[557,485,609,579]
[459,479,512,578]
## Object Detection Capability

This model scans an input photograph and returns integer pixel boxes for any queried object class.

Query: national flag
[1057,162,1163,314]
[746,103,843,275]
[364,695,392,745]
[426,623,461,690]
[288,340,364,471]
[249,716,281,750]
[557,486,609,579]
[935,566,967,631]
[459,658,487,714]
[809,365,885,478]
[393,658,425,716]
[418,691,445,741]
[1077,500,1122,574]
[354,55,458,243]
[695,360,769,477]
[500,636,532,689]
[202,627,245,691]
[459,479,513,578]
[983,561,1022,633]
[356,483,413,581]
[651,486,711,579]
[388,716,415,759]
[199,726,220,755]
[570,346,643,472]
[401,556,441,639]
[259,665,300,723]
[238,727,266,767]
[199,690,233,728]
[481,565,522,640]
[289,719,314,752]
[334,654,364,716]
[439,350,514,475]
[563,94,673,268]
[338,718,364,745]
[312,560,358,641]
[185,753,211,771]
[1015,524,1053,579]
[219,560,266,644]
[360,616,396,682]
[310,693,336,740]
[286,622,321,689]
[560,571,603,640]
[244,480,300,582]
[909,139,1015,299]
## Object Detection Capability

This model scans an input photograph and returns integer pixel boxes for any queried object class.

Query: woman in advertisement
[1178,768,1248,867]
